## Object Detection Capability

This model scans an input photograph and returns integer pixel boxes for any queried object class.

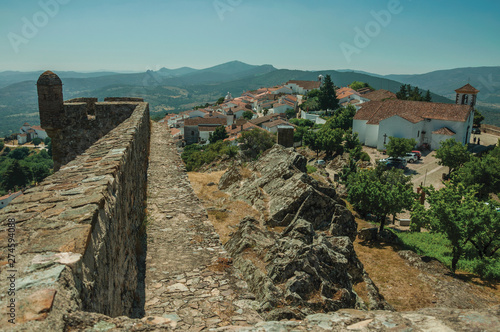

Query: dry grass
[354,218,437,311]
[208,257,233,272]
[242,248,268,274]
[188,171,262,244]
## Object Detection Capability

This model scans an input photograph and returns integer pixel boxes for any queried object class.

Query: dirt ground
[188,168,500,313]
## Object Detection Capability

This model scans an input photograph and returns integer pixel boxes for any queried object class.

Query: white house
[353,99,474,150]
[17,122,48,144]
[284,80,322,95]
[270,103,292,115]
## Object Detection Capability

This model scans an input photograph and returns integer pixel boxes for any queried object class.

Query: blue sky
[0,0,499,74]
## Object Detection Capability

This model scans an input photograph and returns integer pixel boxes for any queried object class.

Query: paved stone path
[144,122,262,330]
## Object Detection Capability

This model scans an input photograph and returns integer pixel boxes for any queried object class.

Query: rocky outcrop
[220,145,391,319]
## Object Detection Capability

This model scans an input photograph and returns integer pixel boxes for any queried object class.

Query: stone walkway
[144,122,262,330]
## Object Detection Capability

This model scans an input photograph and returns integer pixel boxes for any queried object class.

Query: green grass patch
[394,231,500,280]
[306,165,317,174]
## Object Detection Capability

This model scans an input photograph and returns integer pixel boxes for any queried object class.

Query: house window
[191,131,194,135]
[417,131,420,138]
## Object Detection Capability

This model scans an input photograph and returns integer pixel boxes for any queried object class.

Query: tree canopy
[319,74,339,112]
[238,128,275,160]
[412,182,500,272]
[348,167,415,233]
[242,110,254,120]
[323,105,356,131]
[435,138,471,175]
[396,84,431,102]
[474,109,485,127]
[209,125,229,144]
[385,137,417,157]
[350,81,373,91]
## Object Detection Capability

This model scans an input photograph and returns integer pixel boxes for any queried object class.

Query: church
[352,84,478,150]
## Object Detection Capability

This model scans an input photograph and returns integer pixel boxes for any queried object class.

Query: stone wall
[0,100,150,329]
[482,124,500,136]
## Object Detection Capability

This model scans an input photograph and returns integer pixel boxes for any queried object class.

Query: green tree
[412,182,500,272]
[7,147,30,160]
[304,130,322,158]
[0,140,4,151]
[285,108,296,119]
[32,137,42,147]
[216,96,225,105]
[318,128,344,157]
[385,137,417,157]
[209,126,228,144]
[31,163,51,184]
[348,168,415,234]
[44,137,51,145]
[453,150,500,199]
[300,96,320,112]
[319,74,339,112]
[263,108,269,116]
[350,81,373,91]
[435,138,471,175]
[293,126,308,143]
[290,118,315,128]
[424,90,432,102]
[1,160,32,190]
[474,109,485,127]
[324,105,356,131]
[238,128,275,160]
[242,110,254,120]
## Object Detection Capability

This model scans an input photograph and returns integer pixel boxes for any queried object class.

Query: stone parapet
[0,101,150,330]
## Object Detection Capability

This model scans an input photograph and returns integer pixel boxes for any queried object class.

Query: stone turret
[37,71,65,130]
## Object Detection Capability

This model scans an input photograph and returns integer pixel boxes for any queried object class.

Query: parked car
[404,152,419,163]
[411,150,422,159]
[379,157,407,167]
[315,160,326,167]
[472,128,481,134]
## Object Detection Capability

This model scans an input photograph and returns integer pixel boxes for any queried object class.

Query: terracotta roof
[336,87,358,100]
[354,100,472,125]
[199,126,219,132]
[363,89,397,101]
[184,118,227,126]
[31,125,45,131]
[432,127,456,136]
[226,121,259,136]
[18,134,27,137]
[23,122,30,126]
[262,119,290,128]
[170,128,181,136]
[356,87,373,94]
[286,80,321,90]
[250,113,284,126]
[455,83,479,94]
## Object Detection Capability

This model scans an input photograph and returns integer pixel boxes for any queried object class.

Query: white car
[403,153,418,163]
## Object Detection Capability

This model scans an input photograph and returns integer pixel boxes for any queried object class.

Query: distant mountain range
[1,61,499,137]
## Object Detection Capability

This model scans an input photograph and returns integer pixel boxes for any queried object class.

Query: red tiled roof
[455,83,479,94]
[363,89,397,101]
[286,80,321,90]
[199,126,220,132]
[336,87,358,100]
[170,128,181,136]
[18,134,27,137]
[354,100,472,125]
[250,113,284,126]
[184,118,227,126]
[432,127,456,136]
[262,119,290,128]
[31,125,45,131]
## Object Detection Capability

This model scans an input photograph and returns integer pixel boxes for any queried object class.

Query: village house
[17,122,48,144]
[353,84,478,150]
[183,117,228,144]
[284,79,322,95]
